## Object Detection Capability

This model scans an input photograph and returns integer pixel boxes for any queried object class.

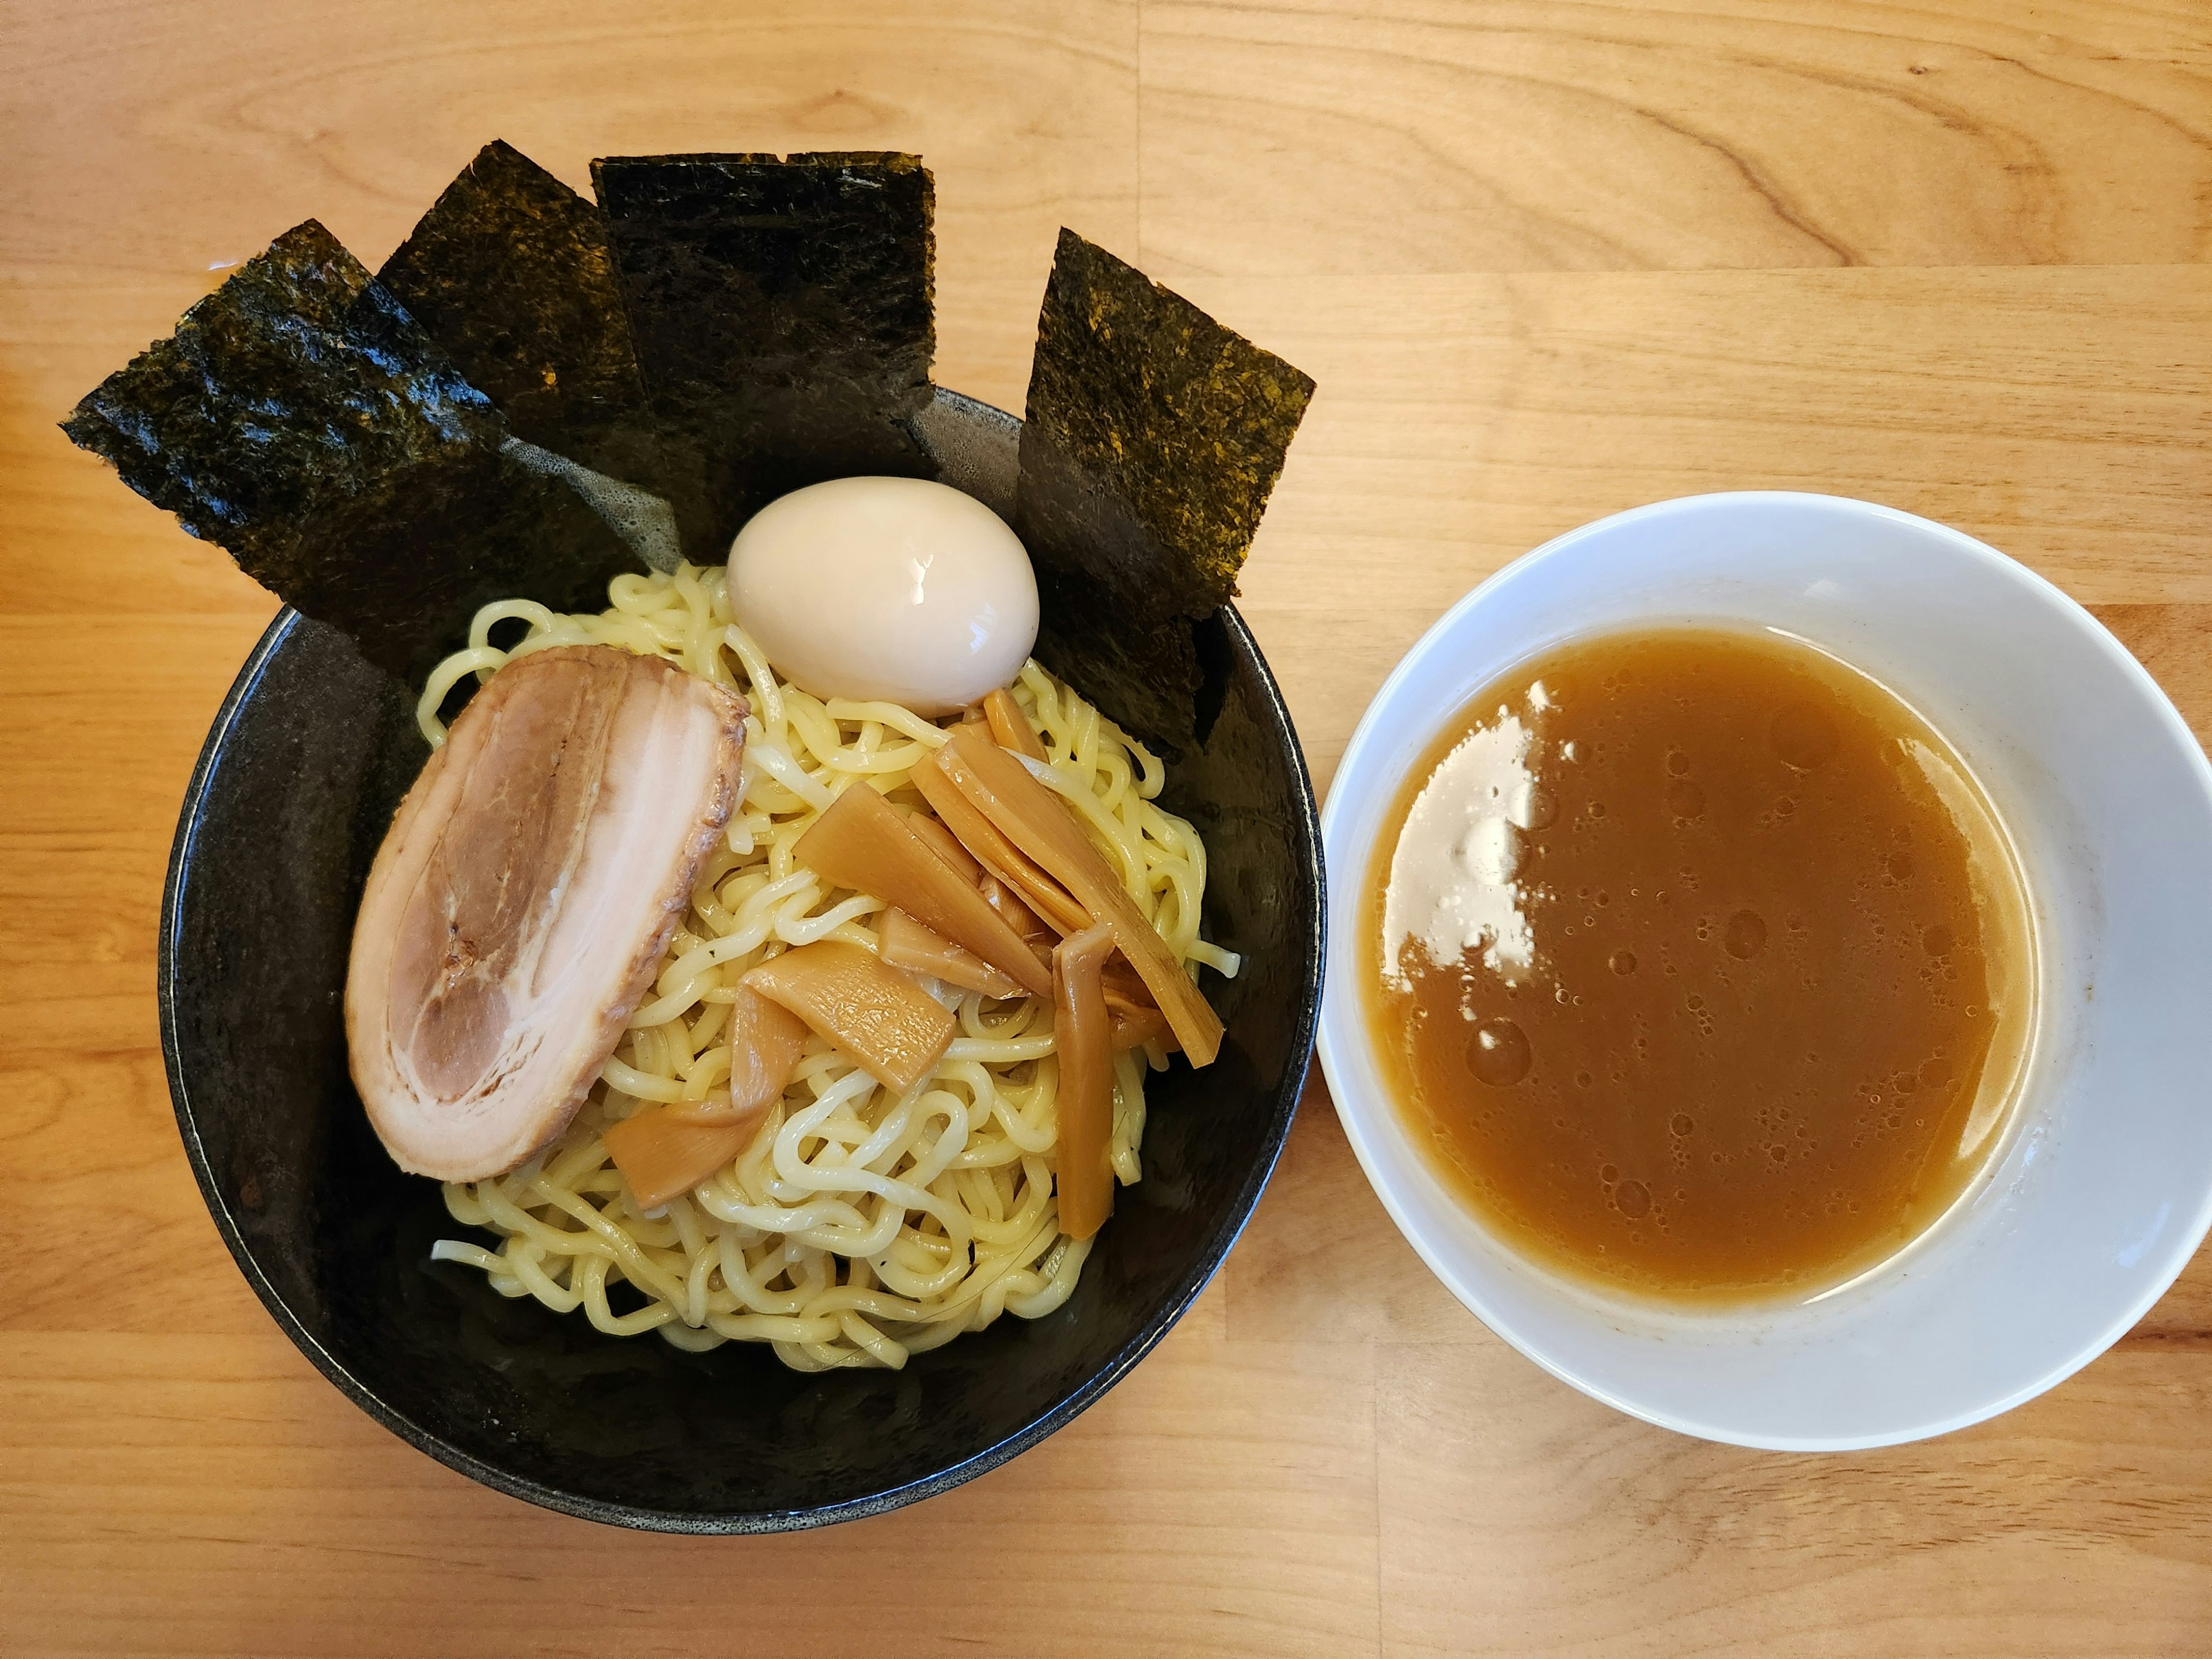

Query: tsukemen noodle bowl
[92,146,1321,1527]
[161,388,1320,1529]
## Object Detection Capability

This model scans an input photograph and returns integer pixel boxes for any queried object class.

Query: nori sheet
[592,151,937,555]
[62,220,637,684]
[375,140,708,550]
[1016,228,1315,752]
[63,222,383,551]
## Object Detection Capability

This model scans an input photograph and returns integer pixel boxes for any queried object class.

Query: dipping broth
[1362,627,2035,1304]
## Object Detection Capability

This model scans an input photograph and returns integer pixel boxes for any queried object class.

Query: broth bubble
[1724,910,1768,959]
[1467,1018,1532,1086]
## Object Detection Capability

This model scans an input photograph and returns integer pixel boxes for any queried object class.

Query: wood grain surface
[2,1,2209,1653]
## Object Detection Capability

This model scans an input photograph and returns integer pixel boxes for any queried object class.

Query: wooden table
[4,3,2209,1653]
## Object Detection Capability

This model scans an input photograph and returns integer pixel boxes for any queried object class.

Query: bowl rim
[1315,487,2212,1450]
[158,395,1325,1531]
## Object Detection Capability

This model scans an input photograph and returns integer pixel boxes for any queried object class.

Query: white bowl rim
[1315,488,2212,1450]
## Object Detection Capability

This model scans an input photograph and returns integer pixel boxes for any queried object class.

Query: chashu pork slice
[347,643,747,1182]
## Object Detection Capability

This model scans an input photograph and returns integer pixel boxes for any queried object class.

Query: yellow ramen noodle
[417,562,1237,1372]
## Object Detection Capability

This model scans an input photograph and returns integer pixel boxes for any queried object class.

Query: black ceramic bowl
[160,389,1323,1532]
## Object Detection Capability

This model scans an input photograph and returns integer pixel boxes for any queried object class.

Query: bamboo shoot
[907,812,981,884]
[707,985,809,1118]
[741,940,956,1093]
[1052,924,1116,1240]
[982,686,1046,760]
[933,726,1224,1065]
[793,782,1051,998]
[879,908,1021,999]
[909,756,1090,936]
[605,1093,771,1211]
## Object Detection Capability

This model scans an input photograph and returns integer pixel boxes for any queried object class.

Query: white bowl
[1317,491,2212,1450]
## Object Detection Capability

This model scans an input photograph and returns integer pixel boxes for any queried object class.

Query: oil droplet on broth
[1362,625,2031,1309]
[1467,1018,1531,1086]
[1724,910,1768,960]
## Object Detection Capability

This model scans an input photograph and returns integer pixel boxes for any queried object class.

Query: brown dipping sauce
[1362,627,2034,1305]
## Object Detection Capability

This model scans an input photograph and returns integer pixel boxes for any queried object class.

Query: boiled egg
[728,476,1040,717]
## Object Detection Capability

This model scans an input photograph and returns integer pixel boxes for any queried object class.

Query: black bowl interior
[160,389,1323,1531]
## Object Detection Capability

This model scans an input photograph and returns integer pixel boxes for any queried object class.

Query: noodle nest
[419,562,1234,1370]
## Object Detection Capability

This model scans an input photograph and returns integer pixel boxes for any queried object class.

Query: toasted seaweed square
[593,150,937,552]
[62,219,635,683]
[376,141,705,548]
[1016,228,1313,751]
[284,443,639,684]
[63,222,385,549]
[377,141,641,438]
